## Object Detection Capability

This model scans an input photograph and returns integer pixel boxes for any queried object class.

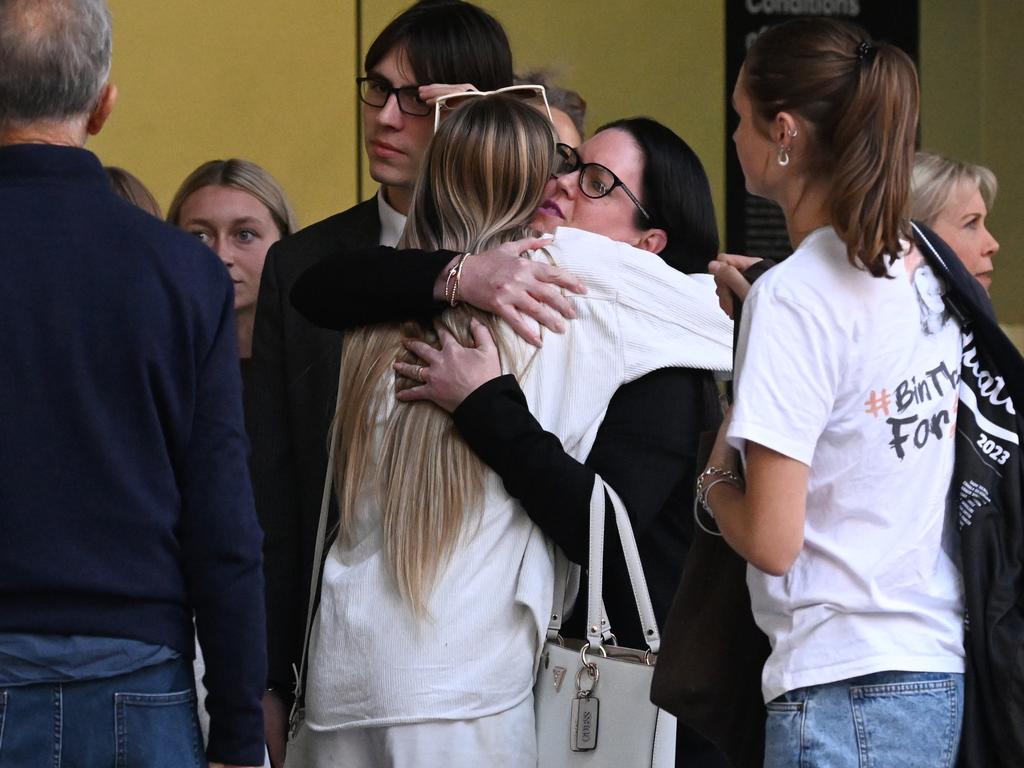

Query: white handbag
[534,477,677,767]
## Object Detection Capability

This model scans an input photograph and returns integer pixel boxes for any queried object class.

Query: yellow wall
[91,0,360,227]
[921,0,1024,325]
[90,1,1020,324]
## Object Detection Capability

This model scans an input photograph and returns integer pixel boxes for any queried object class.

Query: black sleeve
[249,242,302,694]
[453,368,705,566]
[180,268,267,765]
[290,246,457,330]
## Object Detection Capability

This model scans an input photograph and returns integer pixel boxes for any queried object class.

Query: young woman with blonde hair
[168,159,297,361]
[286,93,732,766]
[703,19,965,767]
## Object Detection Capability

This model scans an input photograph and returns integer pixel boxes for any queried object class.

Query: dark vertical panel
[355,0,364,202]
[724,0,919,260]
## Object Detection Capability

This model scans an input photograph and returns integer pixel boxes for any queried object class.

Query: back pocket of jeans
[114,689,201,768]
[850,677,959,768]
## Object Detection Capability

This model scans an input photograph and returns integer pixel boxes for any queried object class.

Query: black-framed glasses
[554,142,652,222]
[357,76,431,116]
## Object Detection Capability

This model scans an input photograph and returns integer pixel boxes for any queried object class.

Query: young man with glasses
[249,3,579,764]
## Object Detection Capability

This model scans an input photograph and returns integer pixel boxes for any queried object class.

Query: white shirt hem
[303,686,533,732]
[762,652,966,703]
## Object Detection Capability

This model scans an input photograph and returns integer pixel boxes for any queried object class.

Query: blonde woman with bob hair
[704,19,965,767]
[287,94,732,766]
[912,150,1000,293]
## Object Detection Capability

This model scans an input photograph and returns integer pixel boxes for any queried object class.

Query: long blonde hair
[336,95,556,613]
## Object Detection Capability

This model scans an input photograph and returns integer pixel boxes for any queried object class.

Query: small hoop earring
[786,127,798,138]
[777,144,790,167]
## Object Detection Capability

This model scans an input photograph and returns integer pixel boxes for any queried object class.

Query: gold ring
[416,365,425,382]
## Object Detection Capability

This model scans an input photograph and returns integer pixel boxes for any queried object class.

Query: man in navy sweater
[0,1,266,766]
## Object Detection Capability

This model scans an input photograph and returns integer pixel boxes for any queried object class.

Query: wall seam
[355,0,364,202]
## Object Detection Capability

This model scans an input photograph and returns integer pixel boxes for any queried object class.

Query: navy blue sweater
[0,144,266,765]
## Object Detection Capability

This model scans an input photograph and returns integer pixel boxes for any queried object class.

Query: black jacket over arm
[914,221,1024,768]
[454,372,710,647]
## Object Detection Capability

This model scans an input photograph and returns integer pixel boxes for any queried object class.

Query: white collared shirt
[376,191,406,247]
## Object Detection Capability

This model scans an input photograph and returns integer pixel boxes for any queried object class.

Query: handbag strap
[586,476,661,653]
[290,376,344,713]
[546,550,574,640]
[546,553,613,643]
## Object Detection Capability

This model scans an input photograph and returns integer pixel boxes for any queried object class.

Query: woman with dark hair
[701,19,964,766]
[294,115,734,766]
[591,117,719,274]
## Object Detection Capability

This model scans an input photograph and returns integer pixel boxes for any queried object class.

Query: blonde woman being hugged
[286,94,732,767]
[704,19,964,768]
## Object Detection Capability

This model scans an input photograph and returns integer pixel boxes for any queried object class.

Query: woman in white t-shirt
[284,94,731,767]
[701,19,965,768]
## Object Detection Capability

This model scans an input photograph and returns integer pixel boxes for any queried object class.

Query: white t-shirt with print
[727,226,965,703]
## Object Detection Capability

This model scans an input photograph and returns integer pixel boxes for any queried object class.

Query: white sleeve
[727,283,842,466]
[544,228,733,378]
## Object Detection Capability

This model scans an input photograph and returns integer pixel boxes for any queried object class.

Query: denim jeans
[764,670,964,768]
[0,656,204,767]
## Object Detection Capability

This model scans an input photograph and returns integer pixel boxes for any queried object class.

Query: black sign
[725,0,919,260]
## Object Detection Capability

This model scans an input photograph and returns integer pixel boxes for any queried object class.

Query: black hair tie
[856,41,878,63]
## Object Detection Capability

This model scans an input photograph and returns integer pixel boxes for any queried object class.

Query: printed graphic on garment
[955,330,1019,531]
[911,263,951,335]
[864,361,959,460]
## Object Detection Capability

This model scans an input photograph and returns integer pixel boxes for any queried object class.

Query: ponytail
[745,19,919,275]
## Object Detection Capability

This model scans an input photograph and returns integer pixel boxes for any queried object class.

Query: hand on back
[709,253,762,319]
[455,235,586,347]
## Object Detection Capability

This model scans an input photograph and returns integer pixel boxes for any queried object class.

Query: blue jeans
[764,671,964,768]
[0,657,205,767]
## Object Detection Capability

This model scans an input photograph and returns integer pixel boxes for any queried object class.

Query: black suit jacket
[251,198,381,692]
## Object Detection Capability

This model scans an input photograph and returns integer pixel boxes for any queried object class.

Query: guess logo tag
[552,666,567,692]
[570,696,599,751]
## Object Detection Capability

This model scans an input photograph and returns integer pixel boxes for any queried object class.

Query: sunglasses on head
[432,84,553,132]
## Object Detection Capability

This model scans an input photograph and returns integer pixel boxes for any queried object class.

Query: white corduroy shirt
[304,227,733,731]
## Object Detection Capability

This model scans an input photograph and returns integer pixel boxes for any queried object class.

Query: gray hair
[911,151,998,226]
[515,70,587,138]
[0,0,113,126]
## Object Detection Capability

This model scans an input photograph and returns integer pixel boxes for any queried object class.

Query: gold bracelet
[450,252,473,307]
[443,261,460,305]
